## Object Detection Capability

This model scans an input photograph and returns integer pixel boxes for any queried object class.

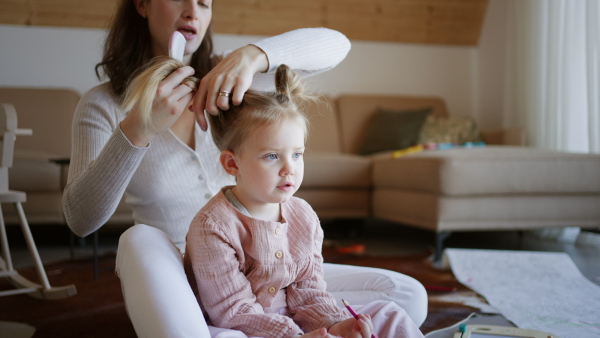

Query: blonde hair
[208,64,314,152]
[121,55,199,131]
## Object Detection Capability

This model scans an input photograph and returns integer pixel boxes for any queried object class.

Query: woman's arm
[62,86,147,237]
[185,213,304,338]
[250,27,352,88]
[192,27,351,129]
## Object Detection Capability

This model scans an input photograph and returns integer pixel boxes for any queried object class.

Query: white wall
[0,25,106,94]
[476,0,509,130]
[305,40,477,118]
[1,23,478,119]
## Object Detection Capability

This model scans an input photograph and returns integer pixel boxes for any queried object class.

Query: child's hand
[328,314,374,338]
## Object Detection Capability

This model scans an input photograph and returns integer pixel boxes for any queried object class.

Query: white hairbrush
[169,31,186,62]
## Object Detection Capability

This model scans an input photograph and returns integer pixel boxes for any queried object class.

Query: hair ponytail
[209,64,314,152]
[274,64,304,102]
[120,56,199,131]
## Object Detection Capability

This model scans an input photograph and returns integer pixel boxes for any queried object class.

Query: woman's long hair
[95,0,213,98]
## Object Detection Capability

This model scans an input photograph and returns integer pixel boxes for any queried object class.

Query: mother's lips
[177,26,197,40]
[178,25,197,34]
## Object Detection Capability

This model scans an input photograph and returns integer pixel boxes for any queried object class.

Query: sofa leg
[434,231,451,263]
[517,230,527,249]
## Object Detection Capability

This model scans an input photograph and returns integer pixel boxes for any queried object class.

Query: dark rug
[0,249,478,337]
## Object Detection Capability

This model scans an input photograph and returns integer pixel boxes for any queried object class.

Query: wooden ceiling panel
[0,0,489,46]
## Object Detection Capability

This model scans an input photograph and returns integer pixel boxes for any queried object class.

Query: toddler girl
[183,64,425,338]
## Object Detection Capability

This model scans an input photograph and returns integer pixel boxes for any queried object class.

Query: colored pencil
[342,299,378,338]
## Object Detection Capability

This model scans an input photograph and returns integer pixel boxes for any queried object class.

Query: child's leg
[323,263,428,327]
[354,301,425,338]
[116,224,211,338]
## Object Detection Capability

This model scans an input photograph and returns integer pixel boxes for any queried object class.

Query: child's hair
[208,64,313,152]
[121,55,199,131]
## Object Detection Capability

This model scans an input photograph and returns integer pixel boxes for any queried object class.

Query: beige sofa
[299,94,600,260]
[2,88,599,260]
[298,94,525,219]
[0,87,133,227]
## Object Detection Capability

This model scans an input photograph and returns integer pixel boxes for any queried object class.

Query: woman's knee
[118,224,177,255]
[119,224,162,247]
[116,224,182,275]
[368,269,427,327]
[397,275,427,327]
[324,264,428,327]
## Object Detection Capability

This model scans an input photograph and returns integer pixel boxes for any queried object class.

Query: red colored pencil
[342,299,378,338]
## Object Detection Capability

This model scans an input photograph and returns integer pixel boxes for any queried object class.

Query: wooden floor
[7,220,600,285]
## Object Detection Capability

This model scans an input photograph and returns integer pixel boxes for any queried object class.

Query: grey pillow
[359,107,432,155]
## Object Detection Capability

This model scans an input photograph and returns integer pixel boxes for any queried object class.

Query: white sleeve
[247,27,351,91]
[62,86,147,237]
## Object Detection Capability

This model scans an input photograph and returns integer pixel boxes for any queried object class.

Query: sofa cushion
[373,190,600,232]
[9,150,61,192]
[336,95,449,154]
[295,189,370,219]
[372,146,600,195]
[418,115,483,145]
[303,152,371,189]
[358,108,431,155]
[0,87,78,158]
[304,97,341,153]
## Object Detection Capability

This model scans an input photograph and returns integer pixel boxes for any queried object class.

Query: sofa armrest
[480,128,526,146]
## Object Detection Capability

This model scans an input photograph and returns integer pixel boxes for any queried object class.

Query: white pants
[116,224,428,338]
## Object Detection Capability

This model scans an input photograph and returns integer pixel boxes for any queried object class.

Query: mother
[63,0,427,336]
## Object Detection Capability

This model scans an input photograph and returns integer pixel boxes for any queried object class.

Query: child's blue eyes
[264,153,303,160]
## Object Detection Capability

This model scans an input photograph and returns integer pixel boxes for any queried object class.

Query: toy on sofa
[391,142,487,159]
[0,103,76,299]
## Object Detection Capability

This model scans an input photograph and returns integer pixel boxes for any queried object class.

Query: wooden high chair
[0,103,76,299]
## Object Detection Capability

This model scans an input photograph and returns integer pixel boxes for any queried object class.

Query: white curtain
[504,0,600,153]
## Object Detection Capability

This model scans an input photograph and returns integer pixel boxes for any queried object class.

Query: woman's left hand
[191,44,268,131]
[328,314,375,338]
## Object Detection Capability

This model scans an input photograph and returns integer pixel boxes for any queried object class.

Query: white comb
[168,31,186,62]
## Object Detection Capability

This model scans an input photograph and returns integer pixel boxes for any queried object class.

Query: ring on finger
[218,89,231,98]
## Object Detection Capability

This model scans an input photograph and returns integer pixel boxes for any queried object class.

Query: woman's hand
[190,44,268,131]
[120,66,196,147]
[328,314,374,338]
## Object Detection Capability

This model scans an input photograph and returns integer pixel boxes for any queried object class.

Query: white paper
[445,248,600,338]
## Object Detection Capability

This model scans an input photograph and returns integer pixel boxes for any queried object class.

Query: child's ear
[219,150,239,177]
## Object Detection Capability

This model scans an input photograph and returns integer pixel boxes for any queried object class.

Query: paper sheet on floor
[444,248,600,338]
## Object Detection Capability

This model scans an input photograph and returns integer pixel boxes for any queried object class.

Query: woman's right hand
[120,66,196,147]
